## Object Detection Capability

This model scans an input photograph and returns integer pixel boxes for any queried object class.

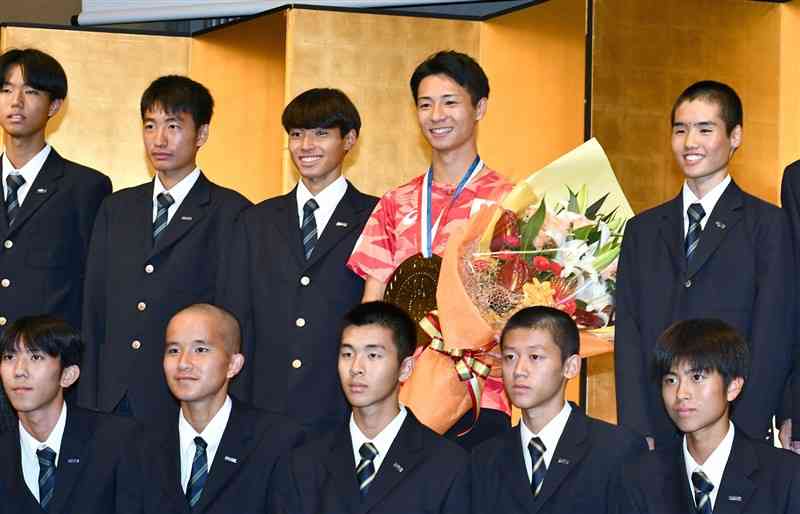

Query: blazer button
[296,317,306,328]
[0,317,6,326]
[137,302,147,311]
[145,264,154,274]
[299,276,311,286]
[3,240,11,249]
[131,340,142,350]
[684,279,692,288]
[0,279,9,288]
[291,359,302,369]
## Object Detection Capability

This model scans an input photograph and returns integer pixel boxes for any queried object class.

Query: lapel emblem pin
[36,188,47,194]
[181,216,193,221]
[335,221,348,228]
[392,462,404,473]
[557,458,570,465]
[715,221,726,230]
[224,456,237,464]
[67,458,80,464]
[728,496,742,502]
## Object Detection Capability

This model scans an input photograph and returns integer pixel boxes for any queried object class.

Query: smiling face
[142,106,208,180]
[671,98,741,194]
[163,310,243,408]
[0,340,77,419]
[338,324,413,416]
[0,65,61,143]
[661,360,743,441]
[288,126,355,194]
[415,74,486,156]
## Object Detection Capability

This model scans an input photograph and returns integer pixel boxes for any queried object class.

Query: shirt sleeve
[347,193,400,284]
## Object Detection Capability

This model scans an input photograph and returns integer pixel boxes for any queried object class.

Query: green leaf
[593,245,621,272]
[577,184,589,213]
[571,225,595,241]
[520,198,547,257]
[600,205,619,223]
[585,193,609,220]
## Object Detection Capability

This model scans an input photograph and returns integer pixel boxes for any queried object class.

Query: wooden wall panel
[593,0,782,212]
[779,3,800,179]
[480,0,585,183]
[0,26,190,191]
[284,8,480,196]
[190,13,287,202]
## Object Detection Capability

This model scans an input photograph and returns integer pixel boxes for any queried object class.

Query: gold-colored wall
[480,0,586,183]
[0,26,190,190]
[779,3,800,178]
[593,0,782,212]
[190,13,287,202]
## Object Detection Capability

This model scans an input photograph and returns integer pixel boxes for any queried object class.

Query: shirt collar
[19,401,68,465]
[682,174,731,218]
[153,168,201,206]
[178,395,232,454]
[296,175,347,210]
[2,144,52,184]
[683,421,735,498]
[520,401,572,460]
[349,405,407,470]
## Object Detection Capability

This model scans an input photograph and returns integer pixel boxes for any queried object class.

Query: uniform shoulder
[205,180,252,209]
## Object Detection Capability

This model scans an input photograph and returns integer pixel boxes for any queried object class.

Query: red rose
[532,256,550,272]
[549,261,563,276]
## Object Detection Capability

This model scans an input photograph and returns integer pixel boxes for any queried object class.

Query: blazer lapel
[664,449,699,514]
[531,407,591,513]
[322,428,361,514]
[47,408,95,514]
[191,403,257,513]
[658,194,687,276]
[155,422,190,514]
[273,189,306,266]
[497,425,537,512]
[148,173,210,260]
[687,181,743,279]
[0,429,40,511]
[304,182,368,269]
[4,149,63,237]
[713,433,756,514]
[359,412,427,514]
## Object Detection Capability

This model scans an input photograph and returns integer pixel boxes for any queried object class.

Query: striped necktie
[186,437,208,509]
[37,446,57,510]
[301,198,319,260]
[691,470,714,514]
[5,173,25,226]
[528,437,547,498]
[685,203,705,261]
[356,442,378,498]
[153,192,175,241]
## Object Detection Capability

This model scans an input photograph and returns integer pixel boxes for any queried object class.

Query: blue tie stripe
[301,198,319,260]
[37,446,57,509]
[5,173,25,226]
[685,203,705,261]
[528,437,547,498]
[153,192,175,241]
[186,437,208,509]
[691,470,714,514]
[356,442,378,497]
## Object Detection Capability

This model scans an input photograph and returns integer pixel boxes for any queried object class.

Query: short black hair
[671,80,742,136]
[500,306,580,361]
[282,88,361,137]
[410,50,489,107]
[654,318,749,388]
[342,301,416,361]
[0,48,67,100]
[140,75,214,127]
[0,316,83,370]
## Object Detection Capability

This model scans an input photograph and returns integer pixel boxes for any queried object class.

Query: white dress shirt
[2,144,52,206]
[296,175,348,236]
[349,405,407,475]
[520,401,572,483]
[683,421,735,509]
[178,395,232,493]
[682,174,731,236]
[152,168,201,224]
[19,402,67,502]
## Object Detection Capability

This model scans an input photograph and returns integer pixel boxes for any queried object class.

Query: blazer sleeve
[613,219,654,437]
[75,172,112,279]
[78,198,110,409]
[780,165,800,440]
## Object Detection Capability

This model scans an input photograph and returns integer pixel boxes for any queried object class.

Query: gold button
[131,340,141,350]
[300,276,311,286]
[137,302,147,311]
[145,264,154,274]
[0,317,6,326]
[295,317,306,328]
[0,279,9,288]
[684,279,692,288]
[3,240,11,249]
[291,359,302,369]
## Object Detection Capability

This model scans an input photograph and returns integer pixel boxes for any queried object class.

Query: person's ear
[729,124,742,151]
[196,123,210,148]
[343,129,357,151]
[562,354,581,381]
[726,376,744,402]
[47,98,63,118]
[60,365,80,388]
[398,355,415,382]
[474,97,487,122]
[227,353,245,379]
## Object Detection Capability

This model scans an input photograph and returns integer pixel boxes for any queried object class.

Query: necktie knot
[359,442,378,461]
[6,173,25,192]
[691,470,714,495]
[37,446,56,466]
[194,436,207,451]
[356,442,379,497]
[529,437,546,456]
[157,192,175,209]
[304,198,319,214]
[528,437,547,498]
[687,203,705,223]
